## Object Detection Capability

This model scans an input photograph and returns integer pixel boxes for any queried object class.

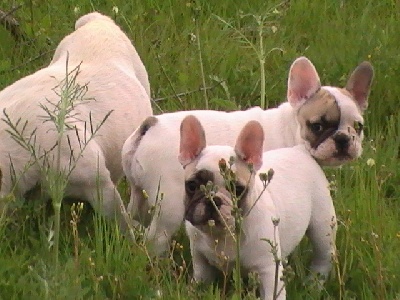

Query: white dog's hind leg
[145,210,182,255]
[79,177,134,240]
[142,189,185,255]
[65,143,133,239]
[306,197,337,282]
[258,263,286,300]
[190,247,218,283]
[127,184,151,227]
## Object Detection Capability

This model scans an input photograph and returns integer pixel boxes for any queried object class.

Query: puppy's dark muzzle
[211,196,223,208]
[334,133,350,152]
[184,195,222,226]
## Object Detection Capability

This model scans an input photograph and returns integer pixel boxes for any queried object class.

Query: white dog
[0,12,152,232]
[179,115,336,300]
[122,57,373,254]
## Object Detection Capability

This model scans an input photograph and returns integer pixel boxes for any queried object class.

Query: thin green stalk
[51,60,72,270]
[218,158,242,297]
[258,17,266,110]
[214,10,284,109]
[272,224,279,300]
[53,201,61,269]
[195,16,209,109]
[29,0,34,36]
[233,211,242,298]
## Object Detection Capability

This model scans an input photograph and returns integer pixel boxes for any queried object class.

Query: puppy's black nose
[212,197,222,208]
[334,134,350,151]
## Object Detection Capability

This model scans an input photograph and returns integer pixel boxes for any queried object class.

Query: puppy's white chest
[200,233,237,271]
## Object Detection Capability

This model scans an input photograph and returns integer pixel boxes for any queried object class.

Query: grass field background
[0,0,399,299]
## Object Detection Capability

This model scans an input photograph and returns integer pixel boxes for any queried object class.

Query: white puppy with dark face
[179,115,336,300]
[0,12,152,232]
[122,57,372,254]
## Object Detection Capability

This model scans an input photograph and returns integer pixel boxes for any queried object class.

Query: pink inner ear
[350,84,369,109]
[235,121,264,171]
[287,57,321,107]
[346,62,374,111]
[179,115,206,166]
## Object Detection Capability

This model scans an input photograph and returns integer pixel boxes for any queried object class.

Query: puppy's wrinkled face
[183,147,252,234]
[297,87,364,166]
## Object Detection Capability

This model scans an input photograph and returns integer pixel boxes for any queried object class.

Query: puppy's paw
[303,272,327,292]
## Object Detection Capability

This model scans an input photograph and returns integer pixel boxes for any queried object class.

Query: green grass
[0,0,399,299]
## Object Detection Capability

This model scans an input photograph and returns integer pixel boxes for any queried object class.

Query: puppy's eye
[354,122,363,134]
[310,122,324,134]
[185,180,198,194]
[234,185,246,197]
[227,182,246,198]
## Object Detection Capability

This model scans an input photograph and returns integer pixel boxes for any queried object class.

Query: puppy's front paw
[303,272,327,292]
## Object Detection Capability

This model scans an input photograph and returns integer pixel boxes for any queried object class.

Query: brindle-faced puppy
[291,60,373,165]
[179,115,336,300]
[122,57,372,255]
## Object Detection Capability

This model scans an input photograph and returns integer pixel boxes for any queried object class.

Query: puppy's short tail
[134,116,158,147]
[122,116,158,182]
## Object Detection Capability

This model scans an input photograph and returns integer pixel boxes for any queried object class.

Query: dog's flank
[122,56,373,254]
[180,115,337,300]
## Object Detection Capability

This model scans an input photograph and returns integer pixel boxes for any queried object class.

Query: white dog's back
[53,13,150,96]
[0,12,152,233]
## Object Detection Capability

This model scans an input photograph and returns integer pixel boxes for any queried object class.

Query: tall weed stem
[193,6,209,109]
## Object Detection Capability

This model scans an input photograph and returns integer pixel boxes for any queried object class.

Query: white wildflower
[366,158,375,167]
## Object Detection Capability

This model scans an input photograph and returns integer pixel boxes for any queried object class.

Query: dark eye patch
[185,179,198,195]
[354,122,364,134]
[226,181,247,199]
[307,116,339,134]
[309,122,324,134]
[307,115,340,149]
[185,169,214,195]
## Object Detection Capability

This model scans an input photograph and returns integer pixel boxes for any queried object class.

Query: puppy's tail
[122,116,158,183]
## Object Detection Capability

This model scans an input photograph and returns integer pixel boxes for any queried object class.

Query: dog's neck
[259,102,302,150]
[240,178,268,216]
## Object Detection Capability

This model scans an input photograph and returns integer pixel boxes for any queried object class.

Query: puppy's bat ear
[179,115,206,167]
[287,56,321,108]
[345,61,374,111]
[234,121,264,171]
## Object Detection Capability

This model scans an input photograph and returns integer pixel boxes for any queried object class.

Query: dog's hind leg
[258,263,286,300]
[127,184,152,226]
[65,142,134,240]
[190,248,219,284]
[142,190,185,256]
[306,194,337,283]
